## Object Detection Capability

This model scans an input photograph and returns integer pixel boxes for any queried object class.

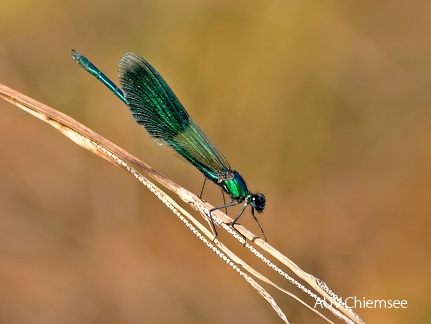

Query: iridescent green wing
[118,53,231,182]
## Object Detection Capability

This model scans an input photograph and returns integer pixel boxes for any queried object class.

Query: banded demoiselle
[71,50,267,242]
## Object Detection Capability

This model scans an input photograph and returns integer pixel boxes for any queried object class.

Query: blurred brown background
[1,0,430,323]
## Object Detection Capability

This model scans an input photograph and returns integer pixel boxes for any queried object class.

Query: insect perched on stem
[71,50,267,242]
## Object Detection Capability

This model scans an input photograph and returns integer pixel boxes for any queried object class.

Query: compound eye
[251,193,266,213]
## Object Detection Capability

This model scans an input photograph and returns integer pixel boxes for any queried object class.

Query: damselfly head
[250,193,265,213]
